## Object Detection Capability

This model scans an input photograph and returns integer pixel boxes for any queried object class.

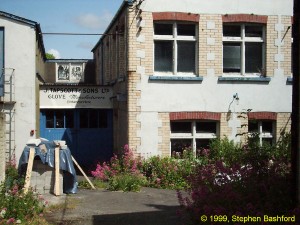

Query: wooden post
[71,156,96,190]
[23,148,35,194]
[54,147,60,196]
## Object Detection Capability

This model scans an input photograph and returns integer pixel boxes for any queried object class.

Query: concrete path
[44,187,184,225]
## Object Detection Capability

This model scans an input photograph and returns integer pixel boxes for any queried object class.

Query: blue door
[40,109,113,169]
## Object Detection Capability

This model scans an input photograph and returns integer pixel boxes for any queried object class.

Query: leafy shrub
[108,173,147,192]
[208,137,243,165]
[91,145,145,192]
[178,133,297,224]
[0,162,47,224]
[143,155,193,190]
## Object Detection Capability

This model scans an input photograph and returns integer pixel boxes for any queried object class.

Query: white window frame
[153,22,197,76]
[170,121,219,155]
[222,23,266,77]
[248,120,275,146]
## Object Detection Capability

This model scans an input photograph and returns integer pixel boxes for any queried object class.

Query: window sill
[218,76,271,83]
[149,76,203,82]
[286,77,293,85]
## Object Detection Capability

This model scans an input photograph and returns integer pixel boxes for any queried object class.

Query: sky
[0,0,124,59]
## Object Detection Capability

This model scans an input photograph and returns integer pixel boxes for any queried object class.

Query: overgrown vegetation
[0,161,49,225]
[91,144,146,192]
[91,132,298,224]
[178,132,298,224]
[91,144,198,191]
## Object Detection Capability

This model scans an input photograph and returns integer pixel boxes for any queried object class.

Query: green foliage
[143,149,197,190]
[107,173,147,192]
[0,163,47,224]
[45,53,55,59]
[178,132,295,224]
[91,145,146,192]
[208,137,243,165]
[78,180,108,189]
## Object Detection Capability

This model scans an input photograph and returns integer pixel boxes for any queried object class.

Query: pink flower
[6,218,15,224]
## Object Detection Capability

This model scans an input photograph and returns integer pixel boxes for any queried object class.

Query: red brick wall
[170,112,221,121]
[248,112,277,120]
[222,14,268,24]
[153,12,200,22]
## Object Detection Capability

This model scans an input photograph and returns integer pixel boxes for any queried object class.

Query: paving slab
[43,187,184,225]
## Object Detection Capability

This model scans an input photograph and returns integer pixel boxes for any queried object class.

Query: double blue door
[40,109,113,169]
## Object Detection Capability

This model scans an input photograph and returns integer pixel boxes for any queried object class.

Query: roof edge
[91,0,128,52]
[0,11,47,61]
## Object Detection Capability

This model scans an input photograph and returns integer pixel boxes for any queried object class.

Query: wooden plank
[23,148,35,194]
[71,156,95,190]
[54,147,60,196]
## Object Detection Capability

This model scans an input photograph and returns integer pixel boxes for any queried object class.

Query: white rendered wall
[141,0,293,16]
[135,0,293,156]
[0,18,38,163]
[137,73,292,156]
[141,74,292,113]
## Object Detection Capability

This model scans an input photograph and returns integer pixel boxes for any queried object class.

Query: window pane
[89,109,98,128]
[99,110,108,128]
[196,122,217,133]
[171,139,192,154]
[196,139,211,149]
[245,26,263,37]
[154,41,173,72]
[171,122,191,133]
[262,121,273,133]
[79,110,89,128]
[45,111,54,128]
[56,110,64,128]
[65,110,74,128]
[248,121,258,132]
[177,41,195,73]
[245,42,262,73]
[223,25,240,37]
[177,24,195,36]
[154,23,173,35]
[223,43,241,73]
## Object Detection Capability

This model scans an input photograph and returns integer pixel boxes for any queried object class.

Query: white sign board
[40,86,113,108]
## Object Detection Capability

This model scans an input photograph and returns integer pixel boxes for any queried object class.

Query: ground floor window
[44,109,108,129]
[248,120,275,145]
[45,109,74,128]
[170,121,218,156]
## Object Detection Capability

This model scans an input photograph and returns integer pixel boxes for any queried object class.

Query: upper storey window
[223,24,265,76]
[154,22,197,75]
[56,63,85,83]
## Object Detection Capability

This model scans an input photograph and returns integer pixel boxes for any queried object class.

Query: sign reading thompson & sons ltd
[40,86,113,108]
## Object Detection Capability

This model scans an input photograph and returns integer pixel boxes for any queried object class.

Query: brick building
[92,0,293,157]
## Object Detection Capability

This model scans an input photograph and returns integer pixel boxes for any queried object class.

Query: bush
[91,145,145,192]
[142,154,194,190]
[0,162,47,225]
[108,173,147,192]
[208,137,243,165]
[177,133,297,224]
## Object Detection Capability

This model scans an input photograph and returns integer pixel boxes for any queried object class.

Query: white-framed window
[222,24,265,76]
[248,120,275,145]
[170,121,218,155]
[154,22,197,76]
